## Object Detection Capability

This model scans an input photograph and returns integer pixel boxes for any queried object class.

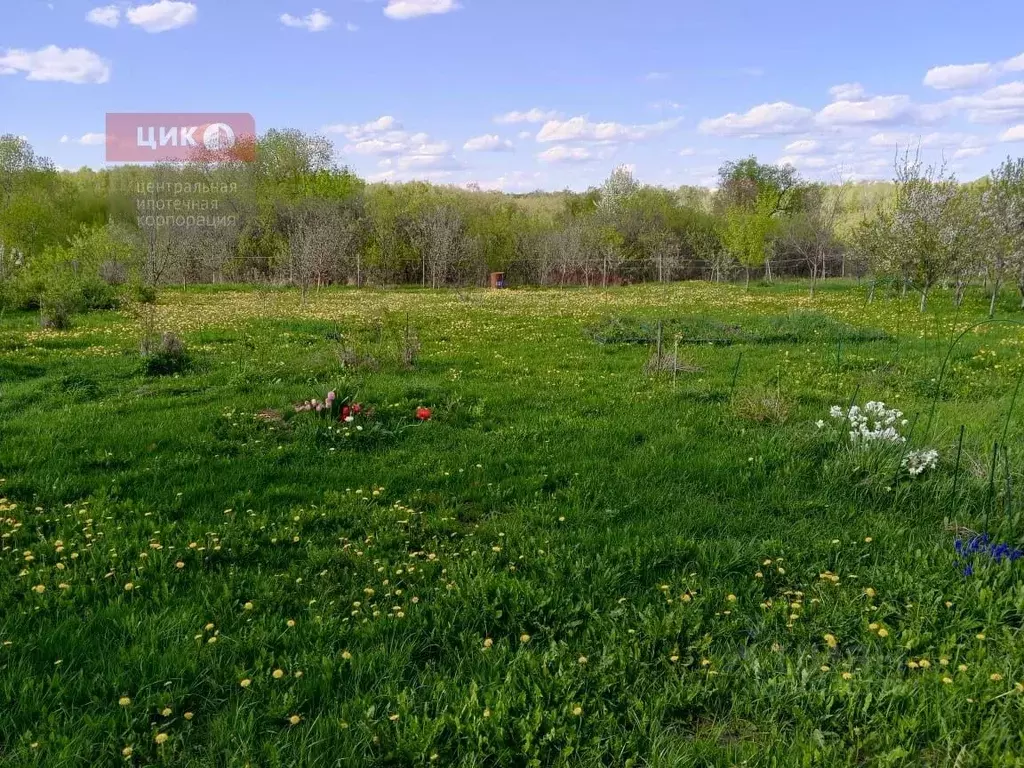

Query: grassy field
[2,280,1024,767]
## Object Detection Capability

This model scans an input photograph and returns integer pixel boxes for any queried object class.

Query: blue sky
[3,0,1024,190]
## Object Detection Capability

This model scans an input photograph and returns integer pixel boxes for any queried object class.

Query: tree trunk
[989,281,1000,318]
[919,286,928,313]
[745,267,750,290]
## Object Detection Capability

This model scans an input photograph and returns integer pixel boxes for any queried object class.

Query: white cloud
[953,146,986,158]
[538,145,593,164]
[783,139,820,154]
[0,46,110,84]
[946,82,1024,123]
[777,155,830,169]
[384,0,460,20]
[815,95,922,127]
[1006,54,1024,72]
[517,130,532,140]
[699,102,813,137]
[463,134,514,152]
[1000,124,1024,142]
[828,83,865,101]
[495,108,559,124]
[61,132,105,145]
[346,22,359,32]
[924,62,995,90]
[126,1,197,32]
[679,147,695,156]
[536,116,680,143]
[325,115,402,140]
[389,153,464,171]
[86,5,120,27]
[280,9,333,32]
[867,131,970,148]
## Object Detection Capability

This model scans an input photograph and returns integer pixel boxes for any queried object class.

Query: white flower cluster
[827,402,909,447]
[902,448,939,477]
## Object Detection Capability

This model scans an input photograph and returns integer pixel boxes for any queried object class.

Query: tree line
[1,129,1023,326]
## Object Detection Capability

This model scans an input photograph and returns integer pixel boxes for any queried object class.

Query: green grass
[2,280,1024,767]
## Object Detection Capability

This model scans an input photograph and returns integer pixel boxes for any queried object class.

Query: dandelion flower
[483,638,493,649]
[33,584,45,594]
[823,634,838,649]
[184,712,193,721]
[519,634,531,644]
[990,673,1004,682]
[864,588,876,598]
[175,562,185,569]
[959,664,968,672]
[161,707,172,716]
[919,659,931,669]
[288,715,301,726]
[119,696,132,707]
[286,619,296,628]
[726,594,737,602]
[390,714,400,721]
[578,655,588,665]
[204,623,215,631]
[244,602,254,611]
[240,679,252,688]
[820,665,830,672]
[572,705,583,716]
[124,583,134,591]
[976,633,986,640]
[122,746,133,757]
[877,628,889,638]
[341,651,352,660]
[273,669,284,679]
[942,677,953,684]
[842,672,853,680]
[155,733,168,745]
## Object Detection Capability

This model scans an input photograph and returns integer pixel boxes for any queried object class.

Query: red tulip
[416,407,432,421]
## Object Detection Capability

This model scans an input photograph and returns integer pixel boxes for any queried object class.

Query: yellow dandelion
[240,678,252,688]
[175,562,185,569]
[341,651,352,660]
[161,707,172,716]
[976,633,986,640]
[390,713,400,721]
[919,659,931,669]
[842,672,853,680]
[572,705,583,716]
[754,571,763,579]
[184,712,193,721]
[940,658,949,666]
[726,594,737,602]
[122,746,133,757]
[820,665,830,672]
[124,583,134,591]
[118,696,132,707]
[244,602,254,611]
[33,584,46,594]
[864,537,873,543]
[288,715,301,726]
[669,655,679,663]
[519,633,531,644]
[868,623,879,632]
[286,619,296,628]
[877,628,889,638]
[864,588,876,598]
[907,661,919,670]
[483,638,493,649]
[959,664,968,672]
[942,677,953,684]
[990,673,1004,682]
[823,633,838,649]
[204,623,214,631]
[154,733,168,745]
[272,669,284,679]
[578,655,588,665]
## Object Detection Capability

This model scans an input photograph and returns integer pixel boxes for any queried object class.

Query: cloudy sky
[3,0,1024,191]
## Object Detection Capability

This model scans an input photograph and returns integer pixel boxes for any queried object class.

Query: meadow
[2,280,1024,767]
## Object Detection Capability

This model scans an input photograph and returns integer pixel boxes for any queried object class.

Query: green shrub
[140,331,189,375]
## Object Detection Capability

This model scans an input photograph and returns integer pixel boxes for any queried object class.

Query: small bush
[732,388,792,424]
[130,283,159,304]
[141,332,189,376]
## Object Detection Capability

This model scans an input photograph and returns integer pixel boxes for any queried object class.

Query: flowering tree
[981,157,1024,314]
